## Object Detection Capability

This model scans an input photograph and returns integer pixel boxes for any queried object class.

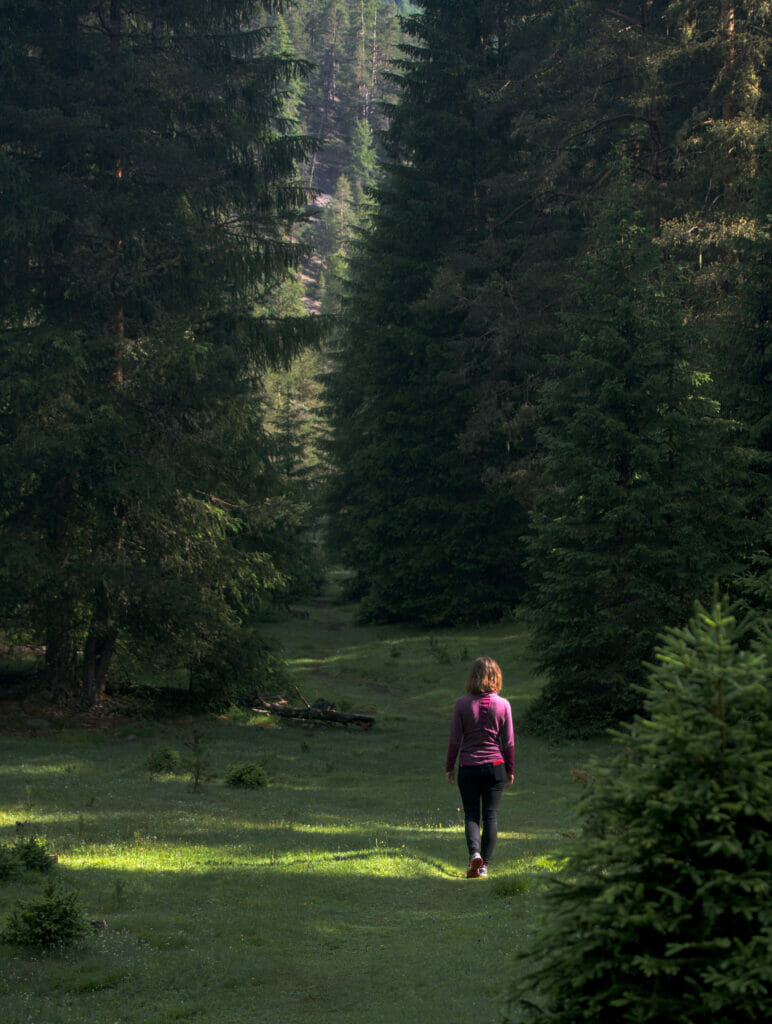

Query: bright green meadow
[0,587,613,1024]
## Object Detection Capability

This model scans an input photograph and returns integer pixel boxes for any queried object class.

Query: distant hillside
[266,2,410,307]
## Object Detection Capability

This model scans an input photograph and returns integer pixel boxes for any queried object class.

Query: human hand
[446,771,455,784]
[506,773,514,787]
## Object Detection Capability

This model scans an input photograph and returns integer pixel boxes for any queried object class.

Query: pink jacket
[445,692,514,775]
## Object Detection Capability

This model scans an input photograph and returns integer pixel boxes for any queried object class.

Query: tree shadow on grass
[1,852,533,1024]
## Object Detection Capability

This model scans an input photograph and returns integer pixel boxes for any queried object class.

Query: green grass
[0,586,613,1023]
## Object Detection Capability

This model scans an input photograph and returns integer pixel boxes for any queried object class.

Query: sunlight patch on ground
[0,761,89,778]
[59,841,451,879]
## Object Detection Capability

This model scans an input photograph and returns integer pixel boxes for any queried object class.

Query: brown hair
[465,656,503,695]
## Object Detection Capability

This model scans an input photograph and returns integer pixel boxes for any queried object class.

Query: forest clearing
[0,586,608,1024]
[1,3,769,1021]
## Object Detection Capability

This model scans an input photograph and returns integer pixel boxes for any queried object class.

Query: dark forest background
[1,1,769,737]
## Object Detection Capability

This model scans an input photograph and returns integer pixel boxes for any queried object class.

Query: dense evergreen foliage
[504,599,772,1022]
[524,173,748,737]
[252,2,409,523]
[326,0,527,624]
[326,0,770,727]
[1,2,767,729]
[521,0,771,734]
[0,1,322,707]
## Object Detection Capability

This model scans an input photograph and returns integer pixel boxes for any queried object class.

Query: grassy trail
[0,588,612,1023]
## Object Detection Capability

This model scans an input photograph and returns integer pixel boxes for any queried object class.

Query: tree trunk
[44,620,78,697]
[358,0,367,117]
[110,0,125,387]
[370,6,377,116]
[79,586,117,710]
[80,627,116,710]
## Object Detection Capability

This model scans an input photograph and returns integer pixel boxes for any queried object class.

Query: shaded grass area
[0,587,613,1023]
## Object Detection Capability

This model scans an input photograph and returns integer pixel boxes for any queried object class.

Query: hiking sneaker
[478,864,488,877]
[467,854,483,878]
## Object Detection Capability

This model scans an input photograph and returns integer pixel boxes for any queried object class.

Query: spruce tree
[437,0,602,482]
[326,0,526,624]
[518,1,769,734]
[0,1,321,706]
[524,175,746,737]
[731,130,772,619]
[657,0,771,597]
[348,117,378,201]
[504,598,772,1023]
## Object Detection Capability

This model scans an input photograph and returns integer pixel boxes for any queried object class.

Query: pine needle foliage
[504,598,772,1024]
[4,880,89,950]
[0,1,323,707]
[326,0,526,625]
[14,836,55,874]
[524,175,747,737]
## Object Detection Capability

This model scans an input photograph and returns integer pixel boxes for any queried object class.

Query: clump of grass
[222,704,258,725]
[224,761,267,789]
[145,746,183,775]
[492,873,544,899]
[493,856,566,900]
[3,879,88,950]
[111,877,126,911]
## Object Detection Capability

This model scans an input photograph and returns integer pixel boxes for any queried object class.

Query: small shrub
[185,729,214,791]
[428,635,452,665]
[0,844,20,881]
[145,747,183,775]
[15,835,54,872]
[224,761,267,789]
[3,880,88,949]
[111,877,126,912]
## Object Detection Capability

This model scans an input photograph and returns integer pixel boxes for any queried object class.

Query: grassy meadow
[0,583,614,1024]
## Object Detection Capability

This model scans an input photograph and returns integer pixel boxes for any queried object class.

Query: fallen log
[247,694,375,729]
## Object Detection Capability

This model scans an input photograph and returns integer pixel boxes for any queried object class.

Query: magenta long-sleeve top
[445,692,515,775]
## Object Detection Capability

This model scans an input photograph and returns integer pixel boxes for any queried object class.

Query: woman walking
[445,656,514,878]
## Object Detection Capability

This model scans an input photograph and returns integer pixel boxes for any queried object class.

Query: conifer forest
[1,0,770,737]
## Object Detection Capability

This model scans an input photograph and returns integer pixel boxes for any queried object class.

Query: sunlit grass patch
[0,760,90,778]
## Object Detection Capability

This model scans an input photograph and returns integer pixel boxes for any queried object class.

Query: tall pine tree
[0,1,321,707]
[525,174,746,736]
[519,0,769,734]
[326,0,525,624]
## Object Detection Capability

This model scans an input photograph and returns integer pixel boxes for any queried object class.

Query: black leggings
[457,763,507,863]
